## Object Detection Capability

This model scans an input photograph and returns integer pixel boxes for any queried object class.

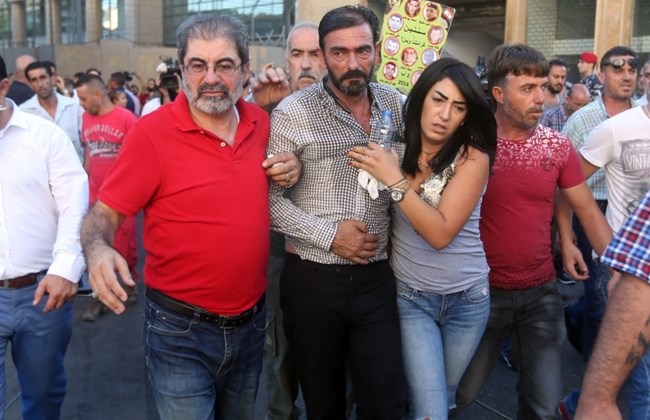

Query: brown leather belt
[0,273,38,289]
[146,287,264,329]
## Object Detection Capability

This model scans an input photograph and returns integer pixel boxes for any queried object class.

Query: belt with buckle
[0,273,38,289]
[146,287,264,329]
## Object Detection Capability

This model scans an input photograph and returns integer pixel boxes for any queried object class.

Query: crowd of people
[0,4,649,420]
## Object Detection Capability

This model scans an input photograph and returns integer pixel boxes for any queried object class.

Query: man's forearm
[80,203,122,259]
[577,275,650,417]
[554,191,574,245]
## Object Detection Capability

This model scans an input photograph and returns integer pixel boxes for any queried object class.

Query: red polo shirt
[99,93,270,314]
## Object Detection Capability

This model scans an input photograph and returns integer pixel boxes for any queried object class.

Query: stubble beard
[503,96,541,130]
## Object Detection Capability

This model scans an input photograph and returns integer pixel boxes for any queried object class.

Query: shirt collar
[0,99,30,137]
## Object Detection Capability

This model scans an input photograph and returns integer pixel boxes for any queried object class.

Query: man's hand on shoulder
[331,220,379,264]
[33,274,78,313]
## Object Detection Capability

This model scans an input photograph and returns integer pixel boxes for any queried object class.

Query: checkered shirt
[539,105,569,132]
[601,189,650,284]
[269,78,404,265]
[563,97,610,200]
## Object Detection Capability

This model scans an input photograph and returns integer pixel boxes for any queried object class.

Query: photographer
[141,58,181,116]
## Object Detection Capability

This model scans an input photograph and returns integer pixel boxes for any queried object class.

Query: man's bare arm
[81,201,133,314]
[576,275,650,419]
[560,182,612,257]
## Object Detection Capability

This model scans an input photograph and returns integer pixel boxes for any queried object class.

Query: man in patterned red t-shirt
[77,74,138,322]
[453,44,613,419]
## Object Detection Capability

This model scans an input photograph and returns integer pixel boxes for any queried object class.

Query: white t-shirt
[581,105,650,231]
[141,97,161,116]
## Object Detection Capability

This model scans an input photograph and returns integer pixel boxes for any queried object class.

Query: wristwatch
[389,187,405,202]
[388,181,411,203]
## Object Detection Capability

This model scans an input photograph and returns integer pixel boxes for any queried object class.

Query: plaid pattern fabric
[563,97,611,200]
[540,105,569,132]
[601,189,650,283]
[269,78,404,265]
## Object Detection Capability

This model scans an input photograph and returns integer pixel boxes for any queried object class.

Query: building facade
[0,0,647,83]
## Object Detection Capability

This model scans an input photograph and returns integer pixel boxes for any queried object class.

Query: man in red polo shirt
[80,13,299,419]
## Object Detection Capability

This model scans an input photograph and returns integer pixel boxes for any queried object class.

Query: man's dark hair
[176,14,249,67]
[76,74,108,95]
[24,61,53,79]
[318,5,380,51]
[600,46,637,68]
[42,60,57,74]
[548,58,567,69]
[487,44,549,95]
[110,72,127,87]
[0,55,7,80]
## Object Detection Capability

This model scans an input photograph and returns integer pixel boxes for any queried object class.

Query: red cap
[579,52,598,64]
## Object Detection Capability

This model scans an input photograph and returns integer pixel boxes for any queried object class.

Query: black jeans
[280,254,408,420]
[454,281,566,419]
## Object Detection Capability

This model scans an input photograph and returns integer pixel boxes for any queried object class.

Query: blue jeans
[627,351,650,419]
[397,280,490,419]
[561,260,611,418]
[565,211,610,361]
[0,282,72,420]
[454,281,566,419]
[144,297,266,420]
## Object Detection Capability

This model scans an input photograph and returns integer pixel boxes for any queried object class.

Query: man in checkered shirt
[268,5,408,419]
[576,189,650,419]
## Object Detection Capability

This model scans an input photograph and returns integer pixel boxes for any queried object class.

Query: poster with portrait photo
[377,0,455,94]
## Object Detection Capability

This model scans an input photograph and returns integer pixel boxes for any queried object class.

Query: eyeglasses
[184,61,241,77]
[602,57,638,70]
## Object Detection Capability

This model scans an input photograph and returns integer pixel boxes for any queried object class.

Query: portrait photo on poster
[376,0,455,94]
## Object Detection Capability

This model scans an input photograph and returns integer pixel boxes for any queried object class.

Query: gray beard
[183,79,243,114]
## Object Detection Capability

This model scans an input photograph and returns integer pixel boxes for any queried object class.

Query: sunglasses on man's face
[602,57,638,70]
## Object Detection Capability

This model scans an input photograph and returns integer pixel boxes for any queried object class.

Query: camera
[158,56,181,90]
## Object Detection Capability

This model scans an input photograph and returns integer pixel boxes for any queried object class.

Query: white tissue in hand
[357,169,386,200]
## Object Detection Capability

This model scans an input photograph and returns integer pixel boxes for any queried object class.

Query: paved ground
[2,281,591,420]
[2,218,598,419]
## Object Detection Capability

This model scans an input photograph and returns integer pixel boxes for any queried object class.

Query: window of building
[634,0,650,37]
[556,0,595,40]
[26,0,46,39]
[0,3,10,48]
[162,0,287,47]
[61,0,86,44]
[103,0,125,39]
